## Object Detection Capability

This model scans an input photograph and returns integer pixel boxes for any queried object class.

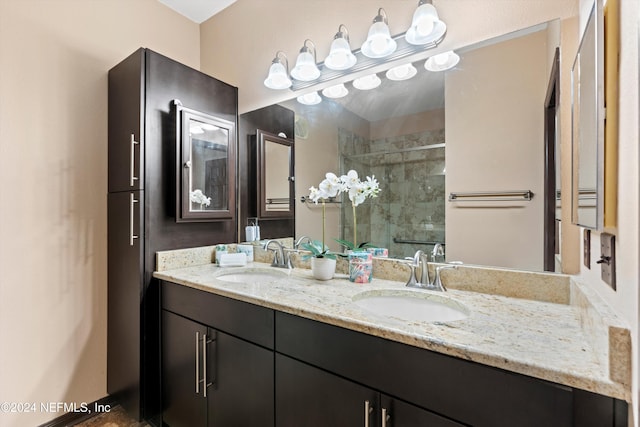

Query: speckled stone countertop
[154,248,631,402]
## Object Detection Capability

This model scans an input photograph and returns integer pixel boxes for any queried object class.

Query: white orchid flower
[348,183,367,206]
[309,186,322,204]
[319,177,340,198]
[341,170,360,189]
[363,175,380,198]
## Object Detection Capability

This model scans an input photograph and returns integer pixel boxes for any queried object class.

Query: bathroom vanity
[154,249,630,427]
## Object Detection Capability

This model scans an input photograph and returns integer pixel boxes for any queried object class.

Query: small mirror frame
[571,0,605,230]
[257,129,295,219]
[174,100,237,223]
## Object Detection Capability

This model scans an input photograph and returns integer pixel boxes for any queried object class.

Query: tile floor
[73,405,149,427]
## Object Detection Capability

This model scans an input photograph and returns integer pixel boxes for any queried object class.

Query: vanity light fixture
[385,63,418,81]
[297,91,322,105]
[405,0,447,45]
[263,51,292,90]
[425,50,460,71]
[264,5,448,91]
[361,8,397,58]
[353,73,382,90]
[324,25,357,70]
[290,40,321,81]
[321,83,349,99]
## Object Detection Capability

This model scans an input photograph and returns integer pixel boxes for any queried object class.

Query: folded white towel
[218,252,248,267]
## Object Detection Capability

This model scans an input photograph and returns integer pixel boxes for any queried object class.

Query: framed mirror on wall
[257,129,295,219]
[571,0,605,230]
[173,100,236,222]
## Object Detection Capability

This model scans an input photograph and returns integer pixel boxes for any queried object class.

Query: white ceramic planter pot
[311,257,336,281]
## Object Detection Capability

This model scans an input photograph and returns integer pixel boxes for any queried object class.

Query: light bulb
[264,62,292,89]
[386,63,417,81]
[297,92,322,105]
[434,52,450,66]
[370,36,388,55]
[322,84,348,99]
[416,16,435,36]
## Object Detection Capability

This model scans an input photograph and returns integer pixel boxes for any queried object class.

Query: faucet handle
[433,264,458,292]
[403,258,420,288]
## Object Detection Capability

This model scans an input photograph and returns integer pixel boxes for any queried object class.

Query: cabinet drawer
[162,281,274,349]
[275,312,572,427]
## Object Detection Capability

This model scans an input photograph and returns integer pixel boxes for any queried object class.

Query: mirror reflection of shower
[339,123,446,260]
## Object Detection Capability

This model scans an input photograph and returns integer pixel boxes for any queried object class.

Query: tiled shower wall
[339,128,446,259]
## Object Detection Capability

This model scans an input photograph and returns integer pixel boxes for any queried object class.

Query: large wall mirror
[174,100,236,222]
[571,0,605,230]
[257,129,295,219]
[246,19,570,273]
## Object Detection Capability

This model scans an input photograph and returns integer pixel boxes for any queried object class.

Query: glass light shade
[405,3,447,45]
[361,21,397,58]
[353,74,382,90]
[264,62,292,89]
[297,91,322,105]
[425,51,460,72]
[324,38,357,70]
[291,51,321,81]
[321,83,349,99]
[385,63,418,81]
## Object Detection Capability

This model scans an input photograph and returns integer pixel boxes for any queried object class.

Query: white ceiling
[157,0,236,23]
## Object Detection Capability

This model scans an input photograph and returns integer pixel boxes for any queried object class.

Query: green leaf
[300,240,337,260]
[334,238,356,250]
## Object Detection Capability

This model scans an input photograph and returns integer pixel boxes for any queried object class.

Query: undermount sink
[214,268,289,284]
[352,289,469,323]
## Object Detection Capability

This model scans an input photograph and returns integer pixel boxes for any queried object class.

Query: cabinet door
[380,395,464,427]
[276,354,378,427]
[108,48,144,193]
[162,311,207,427]
[208,331,274,427]
[107,191,144,418]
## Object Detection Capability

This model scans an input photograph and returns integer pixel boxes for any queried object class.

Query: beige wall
[444,30,548,271]
[0,0,199,425]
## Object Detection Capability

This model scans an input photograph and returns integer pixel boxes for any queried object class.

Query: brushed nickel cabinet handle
[130,134,139,187]
[364,400,373,427]
[202,333,208,398]
[195,331,200,394]
[129,193,139,246]
[382,407,389,427]
[202,333,215,397]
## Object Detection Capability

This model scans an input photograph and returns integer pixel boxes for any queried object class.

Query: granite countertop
[153,256,631,402]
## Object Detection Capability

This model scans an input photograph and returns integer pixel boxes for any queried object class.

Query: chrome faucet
[404,250,459,292]
[294,235,311,249]
[431,243,445,262]
[404,250,431,289]
[263,240,293,269]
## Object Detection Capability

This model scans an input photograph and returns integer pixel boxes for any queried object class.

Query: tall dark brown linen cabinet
[107,48,237,423]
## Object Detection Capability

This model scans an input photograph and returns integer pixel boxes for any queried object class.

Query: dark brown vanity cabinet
[161,281,275,427]
[276,354,462,427]
[108,49,237,422]
[275,312,628,427]
[159,281,627,427]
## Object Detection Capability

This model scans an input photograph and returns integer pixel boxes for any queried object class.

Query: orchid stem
[352,203,357,249]
[322,200,326,252]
